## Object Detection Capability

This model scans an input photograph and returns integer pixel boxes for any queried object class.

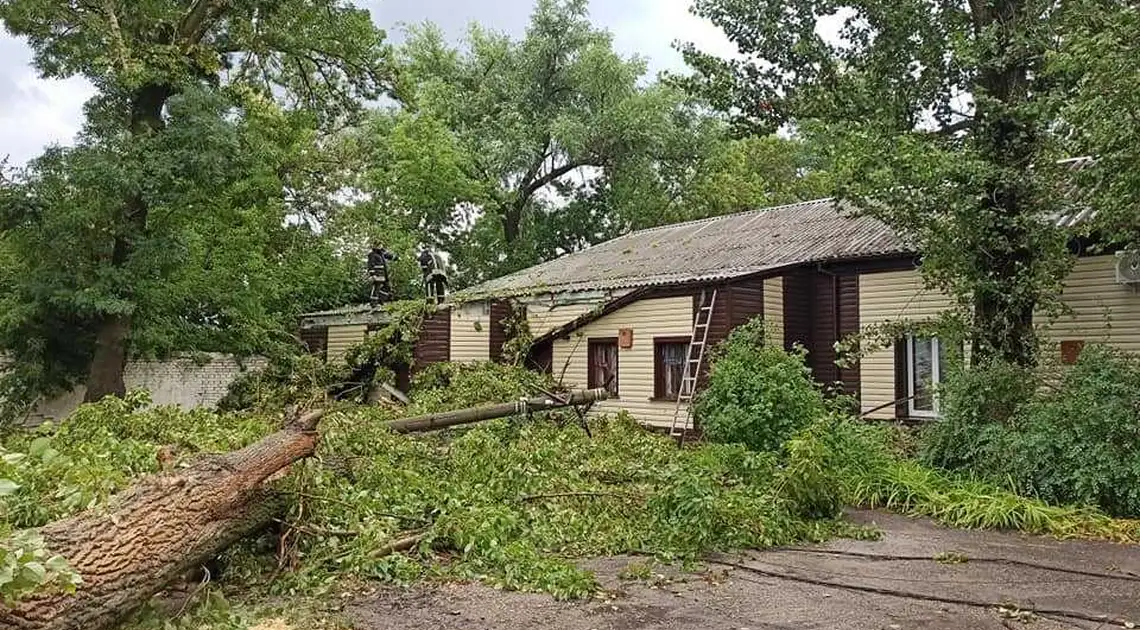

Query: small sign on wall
[618,328,634,348]
[1060,339,1085,365]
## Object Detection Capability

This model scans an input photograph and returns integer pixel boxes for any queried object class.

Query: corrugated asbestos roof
[457,198,912,299]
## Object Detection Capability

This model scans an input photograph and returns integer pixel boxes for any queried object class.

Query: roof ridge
[612,196,838,239]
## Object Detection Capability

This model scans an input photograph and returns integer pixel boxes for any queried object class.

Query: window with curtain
[654,338,690,400]
[587,339,619,396]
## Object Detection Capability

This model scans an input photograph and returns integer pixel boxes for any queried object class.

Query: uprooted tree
[0,390,608,630]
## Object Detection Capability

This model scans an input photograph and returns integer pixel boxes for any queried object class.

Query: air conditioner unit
[1115,250,1140,284]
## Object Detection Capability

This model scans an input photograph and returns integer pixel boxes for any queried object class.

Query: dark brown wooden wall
[782,270,814,352]
[836,274,860,397]
[488,300,512,362]
[699,278,766,352]
[780,269,861,396]
[810,273,838,385]
[413,307,451,371]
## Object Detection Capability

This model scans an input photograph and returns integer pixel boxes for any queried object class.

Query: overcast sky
[0,0,736,167]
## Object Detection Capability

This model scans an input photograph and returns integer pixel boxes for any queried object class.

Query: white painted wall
[23,353,267,423]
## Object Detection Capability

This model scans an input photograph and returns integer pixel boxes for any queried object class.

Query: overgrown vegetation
[0,366,859,611]
[695,324,1140,539]
[4,340,1140,629]
[923,344,1140,518]
[694,320,826,452]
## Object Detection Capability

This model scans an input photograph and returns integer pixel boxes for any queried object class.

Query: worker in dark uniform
[367,243,397,305]
[417,247,448,303]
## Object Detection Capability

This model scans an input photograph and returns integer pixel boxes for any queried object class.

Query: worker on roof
[418,247,448,304]
[367,242,397,305]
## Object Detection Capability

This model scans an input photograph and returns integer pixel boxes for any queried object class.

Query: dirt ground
[347,510,1140,630]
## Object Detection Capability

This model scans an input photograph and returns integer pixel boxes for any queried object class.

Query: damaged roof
[457,198,912,299]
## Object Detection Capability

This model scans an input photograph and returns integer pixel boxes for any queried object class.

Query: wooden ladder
[669,288,717,443]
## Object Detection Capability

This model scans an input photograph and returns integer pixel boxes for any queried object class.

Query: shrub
[791,415,1139,541]
[920,358,1036,473]
[694,318,826,452]
[1009,344,1140,516]
[921,344,1140,518]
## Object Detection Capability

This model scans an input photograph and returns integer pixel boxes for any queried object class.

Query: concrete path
[349,510,1140,629]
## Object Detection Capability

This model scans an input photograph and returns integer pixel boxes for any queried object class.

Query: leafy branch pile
[219,300,438,412]
[0,361,857,620]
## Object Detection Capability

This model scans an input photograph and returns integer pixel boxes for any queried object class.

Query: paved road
[350,510,1140,629]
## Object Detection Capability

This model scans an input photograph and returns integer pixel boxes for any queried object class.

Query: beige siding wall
[552,295,693,429]
[763,276,784,345]
[527,302,601,338]
[451,301,491,363]
[1045,254,1140,355]
[327,324,367,363]
[858,270,953,418]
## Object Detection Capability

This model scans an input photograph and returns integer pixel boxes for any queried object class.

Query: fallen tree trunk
[0,410,326,630]
[385,388,610,433]
[1,389,607,630]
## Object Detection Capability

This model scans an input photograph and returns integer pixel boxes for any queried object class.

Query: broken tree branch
[0,388,606,630]
[384,389,610,434]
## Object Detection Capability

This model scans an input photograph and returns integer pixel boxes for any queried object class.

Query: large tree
[347,0,831,286]
[682,0,1079,366]
[0,89,366,417]
[0,0,388,402]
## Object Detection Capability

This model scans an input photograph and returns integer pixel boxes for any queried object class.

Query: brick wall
[24,353,268,423]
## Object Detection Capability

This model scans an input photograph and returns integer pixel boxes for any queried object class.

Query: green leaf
[28,438,51,459]
[0,479,19,496]
[20,562,45,584]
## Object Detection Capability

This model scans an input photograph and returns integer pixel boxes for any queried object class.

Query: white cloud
[599,0,736,76]
[0,35,94,167]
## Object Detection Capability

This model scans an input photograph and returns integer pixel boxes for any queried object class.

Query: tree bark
[0,409,324,630]
[82,313,130,402]
[385,388,609,433]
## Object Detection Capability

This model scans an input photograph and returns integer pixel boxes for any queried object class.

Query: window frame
[587,337,620,397]
[653,336,692,401]
[906,335,944,418]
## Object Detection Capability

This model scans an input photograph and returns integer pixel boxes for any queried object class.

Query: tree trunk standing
[967,0,1039,367]
[501,202,523,244]
[83,84,172,402]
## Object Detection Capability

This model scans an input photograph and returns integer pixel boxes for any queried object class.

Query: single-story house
[300,196,1140,429]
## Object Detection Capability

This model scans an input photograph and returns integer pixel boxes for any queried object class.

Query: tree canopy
[343,0,829,286]
[0,0,390,405]
[681,0,1084,366]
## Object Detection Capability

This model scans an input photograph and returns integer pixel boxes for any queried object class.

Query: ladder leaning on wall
[669,288,717,444]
